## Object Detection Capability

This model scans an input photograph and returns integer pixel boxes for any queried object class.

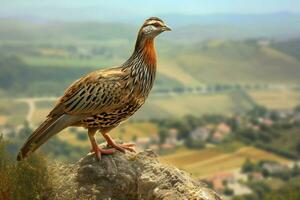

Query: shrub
[264,178,300,200]
[185,137,205,149]
[76,131,88,141]
[0,136,53,200]
[224,187,234,196]
[241,158,256,173]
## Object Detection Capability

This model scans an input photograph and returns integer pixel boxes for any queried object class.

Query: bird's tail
[17,114,83,161]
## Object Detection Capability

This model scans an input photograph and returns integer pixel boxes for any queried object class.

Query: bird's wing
[50,68,126,116]
[18,68,128,160]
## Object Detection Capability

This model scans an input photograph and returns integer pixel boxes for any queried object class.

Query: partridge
[17,17,171,161]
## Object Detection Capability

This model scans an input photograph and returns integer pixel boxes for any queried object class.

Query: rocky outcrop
[51,148,221,200]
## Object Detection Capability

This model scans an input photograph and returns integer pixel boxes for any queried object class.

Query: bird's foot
[91,146,116,161]
[102,133,136,153]
[107,142,136,153]
[90,147,116,153]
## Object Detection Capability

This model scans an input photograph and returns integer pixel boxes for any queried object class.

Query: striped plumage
[17,17,171,161]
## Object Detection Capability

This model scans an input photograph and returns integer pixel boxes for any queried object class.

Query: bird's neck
[133,38,156,66]
[123,36,157,74]
[122,36,157,96]
[134,37,157,67]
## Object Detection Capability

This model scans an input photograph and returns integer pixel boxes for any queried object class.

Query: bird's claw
[107,142,136,153]
[91,146,117,161]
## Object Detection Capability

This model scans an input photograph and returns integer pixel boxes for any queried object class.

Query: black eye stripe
[144,22,161,28]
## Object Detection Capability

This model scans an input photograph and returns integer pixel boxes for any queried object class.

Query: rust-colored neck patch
[141,39,156,66]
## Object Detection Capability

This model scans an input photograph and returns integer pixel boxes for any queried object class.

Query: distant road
[15,97,58,102]
[15,97,57,127]
[153,83,300,96]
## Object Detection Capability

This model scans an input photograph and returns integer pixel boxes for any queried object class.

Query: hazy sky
[1,0,299,21]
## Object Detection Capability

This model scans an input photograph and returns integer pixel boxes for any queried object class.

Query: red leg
[89,147,116,154]
[88,129,116,161]
[102,133,136,153]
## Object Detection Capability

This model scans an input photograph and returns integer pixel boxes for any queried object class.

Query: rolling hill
[272,38,300,61]
[0,19,300,97]
[160,40,300,85]
[161,13,300,43]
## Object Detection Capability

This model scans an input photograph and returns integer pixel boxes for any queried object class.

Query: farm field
[268,127,300,157]
[0,115,7,126]
[23,55,123,69]
[249,90,300,110]
[32,108,51,125]
[160,145,290,178]
[135,93,242,119]
[5,89,300,128]
[0,100,28,126]
[18,41,300,88]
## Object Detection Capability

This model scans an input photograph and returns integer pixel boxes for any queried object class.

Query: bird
[17,17,171,161]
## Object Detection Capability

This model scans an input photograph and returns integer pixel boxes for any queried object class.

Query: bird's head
[139,17,171,39]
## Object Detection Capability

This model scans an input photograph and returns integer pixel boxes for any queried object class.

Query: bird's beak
[162,25,172,31]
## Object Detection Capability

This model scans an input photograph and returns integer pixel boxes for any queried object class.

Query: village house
[136,137,151,149]
[217,122,231,134]
[248,172,264,181]
[246,122,260,131]
[160,143,174,152]
[164,128,178,146]
[212,131,223,143]
[150,134,160,144]
[206,172,235,193]
[276,110,294,119]
[211,122,231,143]
[190,127,210,142]
[258,117,273,126]
[262,162,289,174]
[148,144,159,151]
[136,133,161,149]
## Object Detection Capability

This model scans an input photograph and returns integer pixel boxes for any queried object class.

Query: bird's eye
[152,22,161,27]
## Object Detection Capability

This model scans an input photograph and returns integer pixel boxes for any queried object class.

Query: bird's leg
[102,132,136,153]
[88,129,116,161]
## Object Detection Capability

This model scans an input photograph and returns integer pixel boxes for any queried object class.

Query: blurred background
[1,0,300,199]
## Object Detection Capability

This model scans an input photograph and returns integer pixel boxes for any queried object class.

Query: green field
[269,127,300,157]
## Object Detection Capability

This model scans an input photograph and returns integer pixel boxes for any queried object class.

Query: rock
[51,148,221,200]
